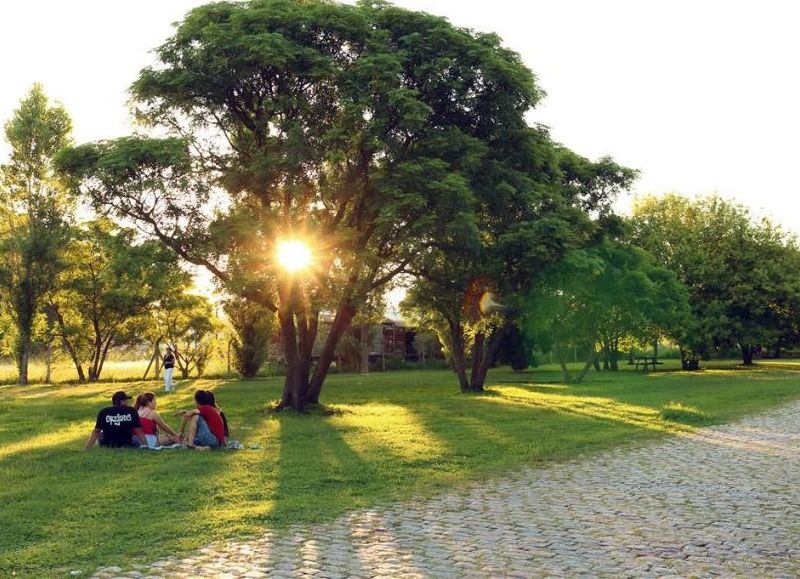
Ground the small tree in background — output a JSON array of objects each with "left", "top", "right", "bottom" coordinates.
[
  {"left": 631, "top": 194, "right": 800, "bottom": 366},
  {"left": 155, "top": 293, "right": 219, "bottom": 379},
  {"left": 224, "top": 298, "right": 273, "bottom": 378},
  {"left": 523, "top": 237, "right": 689, "bottom": 382},
  {"left": 496, "top": 324, "right": 533, "bottom": 372},
  {"left": 412, "top": 330, "right": 441, "bottom": 368},
  {"left": 46, "top": 218, "right": 189, "bottom": 382}
]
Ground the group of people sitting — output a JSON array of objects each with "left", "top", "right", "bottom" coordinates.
[{"left": 85, "top": 389, "right": 229, "bottom": 451}]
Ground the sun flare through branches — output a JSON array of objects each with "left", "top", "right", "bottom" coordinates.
[{"left": 276, "top": 240, "right": 313, "bottom": 273}]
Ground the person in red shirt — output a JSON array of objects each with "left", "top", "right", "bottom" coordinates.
[
  {"left": 175, "top": 390, "right": 225, "bottom": 449},
  {"left": 134, "top": 392, "right": 181, "bottom": 448}
]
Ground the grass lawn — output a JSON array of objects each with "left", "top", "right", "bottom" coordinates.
[
  {"left": 1, "top": 362, "right": 799, "bottom": 576},
  {"left": 0, "top": 359, "right": 239, "bottom": 385}
]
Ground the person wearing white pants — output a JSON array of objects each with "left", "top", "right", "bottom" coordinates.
[{"left": 163, "top": 346, "right": 176, "bottom": 392}]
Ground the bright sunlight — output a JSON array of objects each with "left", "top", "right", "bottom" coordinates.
[{"left": 276, "top": 240, "right": 313, "bottom": 272}]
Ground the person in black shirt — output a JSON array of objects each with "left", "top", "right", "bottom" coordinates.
[
  {"left": 85, "top": 391, "right": 147, "bottom": 449},
  {"left": 163, "top": 346, "right": 176, "bottom": 392}
]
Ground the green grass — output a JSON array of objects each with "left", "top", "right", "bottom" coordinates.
[
  {"left": 1, "top": 362, "right": 799, "bottom": 577},
  {"left": 0, "top": 358, "right": 238, "bottom": 385}
]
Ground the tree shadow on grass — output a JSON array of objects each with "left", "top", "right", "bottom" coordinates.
[
  {"left": 265, "top": 405, "right": 440, "bottom": 527},
  {"left": 7, "top": 369, "right": 795, "bottom": 576},
  {"left": 0, "top": 443, "right": 220, "bottom": 576}
]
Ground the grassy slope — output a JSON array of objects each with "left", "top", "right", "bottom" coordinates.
[{"left": 1, "top": 363, "right": 798, "bottom": 576}]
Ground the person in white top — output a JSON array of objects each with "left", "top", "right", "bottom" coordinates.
[{"left": 163, "top": 346, "right": 176, "bottom": 392}]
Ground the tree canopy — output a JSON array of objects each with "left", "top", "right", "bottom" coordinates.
[
  {"left": 521, "top": 235, "right": 689, "bottom": 381},
  {"left": 57, "top": 0, "right": 619, "bottom": 407},
  {"left": 630, "top": 194, "right": 800, "bottom": 365}
]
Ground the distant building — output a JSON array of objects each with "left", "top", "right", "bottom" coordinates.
[{"left": 268, "top": 316, "right": 429, "bottom": 364}]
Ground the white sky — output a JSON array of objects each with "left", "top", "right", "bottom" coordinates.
[{"left": 2, "top": 0, "right": 799, "bottom": 232}]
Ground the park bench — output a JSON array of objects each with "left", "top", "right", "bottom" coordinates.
[{"left": 633, "top": 356, "right": 663, "bottom": 373}]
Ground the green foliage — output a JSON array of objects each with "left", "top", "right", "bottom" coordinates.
[
  {"left": 630, "top": 194, "right": 800, "bottom": 364},
  {"left": 411, "top": 330, "right": 442, "bottom": 367},
  {"left": 0, "top": 84, "right": 73, "bottom": 384},
  {"left": 57, "top": 0, "right": 598, "bottom": 406},
  {"left": 522, "top": 237, "right": 690, "bottom": 380},
  {"left": 155, "top": 293, "right": 220, "bottom": 379},
  {"left": 496, "top": 324, "right": 533, "bottom": 371},
  {"left": 224, "top": 298, "right": 274, "bottom": 378},
  {"left": 48, "top": 218, "right": 191, "bottom": 382},
  {"left": 402, "top": 116, "right": 636, "bottom": 391}
]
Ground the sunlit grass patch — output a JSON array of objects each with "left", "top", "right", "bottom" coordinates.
[
  {"left": 484, "top": 385, "right": 696, "bottom": 434},
  {"left": 659, "top": 401, "right": 713, "bottom": 425},
  {"left": 333, "top": 403, "right": 447, "bottom": 464}
]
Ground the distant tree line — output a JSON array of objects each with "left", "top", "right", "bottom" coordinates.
[{"left": 0, "top": 86, "right": 263, "bottom": 385}]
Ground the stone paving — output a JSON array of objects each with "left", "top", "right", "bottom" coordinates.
[{"left": 94, "top": 401, "right": 800, "bottom": 578}]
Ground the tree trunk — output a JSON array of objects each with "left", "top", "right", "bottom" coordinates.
[
  {"left": 468, "top": 331, "right": 486, "bottom": 391},
  {"left": 359, "top": 322, "right": 370, "bottom": 374},
  {"left": 741, "top": 344, "right": 754, "bottom": 366},
  {"left": 94, "top": 334, "right": 115, "bottom": 382},
  {"left": 305, "top": 304, "right": 355, "bottom": 405},
  {"left": 553, "top": 341, "right": 573, "bottom": 382},
  {"left": 142, "top": 340, "right": 160, "bottom": 380},
  {"left": 573, "top": 346, "right": 597, "bottom": 383},
  {"left": 448, "top": 318, "right": 470, "bottom": 392},
  {"left": 468, "top": 325, "right": 508, "bottom": 391},
  {"left": 44, "top": 342, "right": 52, "bottom": 384},
  {"left": 610, "top": 337, "right": 620, "bottom": 371},
  {"left": 17, "top": 343, "right": 30, "bottom": 386},
  {"left": 277, "top": 309, "right": 308, "bottom": 411},
  {"left": 47, "top": 304, "right": 86, "bottom": 383},
  {"left": 679, "top": 347, "right": 700, "bottom": 371},
  {"left": 88, "top": 336, "right": 103, "bottom": 383},
  {"left": 296, "top": 311, "right": 318, "bottom": 396}
]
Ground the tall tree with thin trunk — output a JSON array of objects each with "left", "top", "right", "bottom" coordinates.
[{"left": 0, "top": 84, "right": 72, "bottom": 385}]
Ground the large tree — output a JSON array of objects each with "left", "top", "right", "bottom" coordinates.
[
  {"left": 402, "top": 131, "right": 636, "bottom": 391},
  {"left": 57, "top": 0, "right": 552, "bottom": 409},
  {"left": 0, "top": 84, "right": 72, "bottom": 385}
]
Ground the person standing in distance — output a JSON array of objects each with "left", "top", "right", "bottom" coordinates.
[
  {"left": 163, "top": 346, "right": 176, "bottom": 392},
  {"left": 85, "top": 391, "right": 147, "bottom": 449}
]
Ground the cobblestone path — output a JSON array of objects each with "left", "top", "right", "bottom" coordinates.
[{"left": 95, "top": 401, "right": 800, "bottom": 578}]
